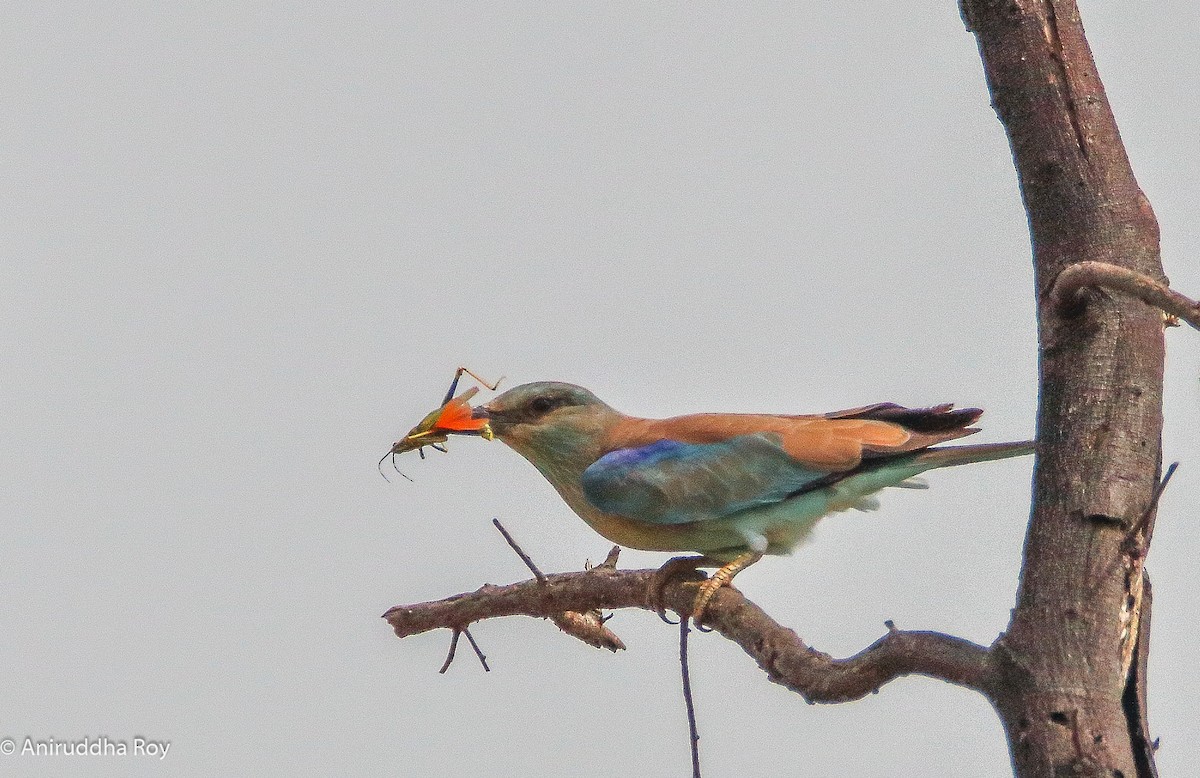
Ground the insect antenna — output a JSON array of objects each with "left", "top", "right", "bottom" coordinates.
[{"left": 377, "top": 451, "right": 413, "bottom": 482}]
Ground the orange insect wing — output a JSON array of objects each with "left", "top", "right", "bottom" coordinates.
[{"left": 433, "top": 398, "right": 487, "bottom": 431}]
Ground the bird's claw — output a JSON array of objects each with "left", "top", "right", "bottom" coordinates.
[
  {"left": 690, "top": 576, "right": 728, "bottom": 624},
  {"left": 689, "top": 550, "right": 765, "bottom": 626},
  {"left": 648, "top": 556, "right": 711, "bottom": 624}
]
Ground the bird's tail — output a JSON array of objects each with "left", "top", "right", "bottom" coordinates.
[
  {"left": 909, "top": 440, "right": 1035, "bottom": 468},
  {"left": 824, "top": 440, "right": 1034, "bottom": 513}
]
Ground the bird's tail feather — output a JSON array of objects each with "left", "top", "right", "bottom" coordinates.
[
  {"left": 824, "top": 440, "right": 1033, "bottom": 513},
  {"left": 910, "top": 440, "right": 1035, "bottom": 468}
]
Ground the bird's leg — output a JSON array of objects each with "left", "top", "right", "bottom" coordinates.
[
  {"left": 648, "top": 555, "right": 715, "bottom": 623},
  {"left": 691, "top": 550, "right": 764, "bottom": 623}
]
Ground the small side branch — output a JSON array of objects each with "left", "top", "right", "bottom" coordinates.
[
  {"left": 437, "top": 627, "right": 490, "bottom": 673},
  {"left": 490, "top": 519, "right": 625, "bottom": 651},
  {"left": 384, "top": 568, "right": 993, "bottom": 702},
  {"left": 493, "top": 518, "right": 546, "bottom": 582},
  {"left": 1049, "top": 261, "right": 1200, "bottom": 330}
]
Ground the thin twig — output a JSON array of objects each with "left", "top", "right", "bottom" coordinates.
[
  {"left": 493, "top": 518, "right": 546, "bottom": 581},
  {"left": 438, "top": 628, "right": 490, "bottom": 673},
  {"left": 463, "top": 627, "right": 490, "bottom": 672},
  {"left": 438, "top": 629, "right": 461, "bottom": 674},
  {"left": 680, "top": 617, "right": 702, "bottom": 778},
  {"left": 1126, "top": 461, "right": 1178, "bottom": 549},
  {"left": 1049, "top": 261, "right": 1200, "bottom": 330},
  {"left": 493, "top": 521, "right": 625, "bottom": 650}
]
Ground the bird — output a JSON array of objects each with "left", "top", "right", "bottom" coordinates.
[{"left": 470, "top": 382, "right": 1032, "bottom": 622}]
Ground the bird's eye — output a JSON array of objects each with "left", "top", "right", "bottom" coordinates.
[{"left": 529, "top": 396, "right": 555, "bottom": 415}]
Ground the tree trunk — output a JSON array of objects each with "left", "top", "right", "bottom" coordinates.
[{"left": 961, "top": 1, "right": 1164, "bottom": 775}]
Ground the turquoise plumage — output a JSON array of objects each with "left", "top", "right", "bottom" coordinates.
[{"left": 582, "top": 436, "right": 828, "bottom": 526}]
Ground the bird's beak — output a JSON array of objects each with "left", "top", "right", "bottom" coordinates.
[{"left": 472, "top": 403, "right": 507, "bottom": 439}]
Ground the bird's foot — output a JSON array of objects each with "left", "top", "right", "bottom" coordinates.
[
  {"left": 648, "top": 556, "right": 712, "bottom": 624},
  {"left": 690, "top": 551, "right": 764, "bottom": 625}
]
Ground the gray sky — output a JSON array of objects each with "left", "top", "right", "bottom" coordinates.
[{"left": 3, "top": 3, "right": 1197, "bottom": 776}]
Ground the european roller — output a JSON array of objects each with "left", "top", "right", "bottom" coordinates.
[{"left": 470, "top": 382, "right": 1032, "bottom": 621}]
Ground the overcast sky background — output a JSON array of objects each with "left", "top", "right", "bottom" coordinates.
[{"left": 3, "top": 3, "right": 1197, "bottom": 776}]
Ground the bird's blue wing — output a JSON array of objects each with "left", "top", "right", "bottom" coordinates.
[{"left": 580, "top": 434, "right": 829, "bottom": 525}]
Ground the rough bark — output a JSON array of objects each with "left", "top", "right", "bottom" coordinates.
[{"left": 961, "top": 0, "right": 1164, "bottom": 775}]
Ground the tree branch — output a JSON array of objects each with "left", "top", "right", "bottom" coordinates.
[
  {"left": 384, "top": 566, "right": 994, "bottom": 703},
  {"left": 1049, "top": 261, "right": 1200, "bottom": 331}
]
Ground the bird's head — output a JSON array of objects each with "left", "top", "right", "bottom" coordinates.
[{"left": 472, "top": 381, "right": 620, "bottom": 470}]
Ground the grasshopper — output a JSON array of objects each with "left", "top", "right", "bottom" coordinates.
[{"left": 379, "top": 367, "right": 503, "bottom": 481}]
